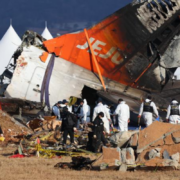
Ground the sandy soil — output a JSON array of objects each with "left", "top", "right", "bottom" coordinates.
[{"left": 0, "top": 146, "right": 179, "bottom": 180}]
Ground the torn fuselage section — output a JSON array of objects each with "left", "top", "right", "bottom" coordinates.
[
  {"left": 126, "top": 0, "right": 180, "bottom": 37},
  {"left": 106, "top": 1, "right": 180, "bottom": 91},
  {"left": 124, "top": 0, "right": 180, "bottom": 91},
  {"left": 42, "top": 1, "right": 180, "bottom": 93},
  {"left": 2, "top": 1, "right": 180, "bottom": 115},
  {"left": 136, "top": 0, "right": 180, "bottom": 34},
  {"left": 0, "top": 31, "right": 47, "bottom": 96},
  {"left": 160, "top": 34, "right": 180, "bottom": 68},
  {"left": 0, "top": 31, "right": 51, "bottom": 116}
]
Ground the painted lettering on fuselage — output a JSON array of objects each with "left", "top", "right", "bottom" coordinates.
[{"left": 76, "top": 38, "right": 123, "bottom": 65}]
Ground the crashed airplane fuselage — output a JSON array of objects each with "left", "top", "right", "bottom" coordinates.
[{"left": 2, "top": 0, "right": 180, "bottom": 115}]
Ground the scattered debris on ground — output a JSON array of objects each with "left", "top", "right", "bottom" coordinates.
[
  {"left": 0, "top": 110, "right": 31, "bottom": 145},
  {"left": 1, "top": 110, "right": 180, "bottom": 173}
]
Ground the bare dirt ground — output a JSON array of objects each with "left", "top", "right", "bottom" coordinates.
[{"left": 0, "top": 146, "right": 179, "bottom": 180}]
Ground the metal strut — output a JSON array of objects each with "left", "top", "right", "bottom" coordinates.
[
  {"left": 84, "top": 28, "right": 106, "bottom": 91},
  {"left": 131, "top": 44, "right": 161, "bottom": 87},
  {"left": 40, "top": 54, "right": 55, "bottom": 109},
  {"left": 131, "top": 63, "right": 153, "bottom": 87}
]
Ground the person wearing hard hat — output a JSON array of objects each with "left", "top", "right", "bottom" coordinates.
[
  {"left": 166, "top": 99, "right": 180, "bottom": 124},
  {"left": 138, "top": 95, "right": 158, "bottom": 127},
  {"left": 113, "top": 99, "right": 130, "bottom": 131}
]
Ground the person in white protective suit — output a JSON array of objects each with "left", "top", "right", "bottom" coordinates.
[
  {"left": 113, "top": 99, "right": 130, "bottom": 131},
  {"left": 166, "top": 99, "right": 180, "bottom": 124},
  {"left": 79, "top": 99, "right": 91, "bottom": 124},
  {"left": 93, "top": 98, "right": 111, "bottom": 134},
  {"left": 138, "top": 95, "right": 158, "bottom": 127},
  {"left": 104, "top": 104, "right": 113, "bottom": 133}
]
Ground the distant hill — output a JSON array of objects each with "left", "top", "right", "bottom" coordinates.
[{"left": 0, "top": 0, "right": 131, "bottom": 38}]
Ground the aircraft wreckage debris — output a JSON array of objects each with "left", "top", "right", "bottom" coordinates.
[{"left": 0, "top": 110, "right": 180, "bottom": 171}]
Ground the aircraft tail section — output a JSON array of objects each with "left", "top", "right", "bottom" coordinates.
[{"left": 43, "top": 1, "right": 180, "bottom": 92}]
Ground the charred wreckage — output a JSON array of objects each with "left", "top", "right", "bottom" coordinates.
[{"left": 0, "top": 0, "right": 180, "bottom": 123}]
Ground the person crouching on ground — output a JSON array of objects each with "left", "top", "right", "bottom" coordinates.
[
  {"left": 61, "top": 107, "right": 77, "bottom": 147},
  {"left": 92, "top": 112, "right": 109, "bottom": 153}
]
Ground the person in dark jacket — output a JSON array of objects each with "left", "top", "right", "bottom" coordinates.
[
  {"left": 61, "top": 107, "right": 77, "bottom": 145},
  {"left": 92, "top": 112, "right": 108, "bottom": 153}
]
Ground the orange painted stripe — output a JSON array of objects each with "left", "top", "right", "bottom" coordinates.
[{"left": 84, "top": 28, "right": 106, "bottom": 91}]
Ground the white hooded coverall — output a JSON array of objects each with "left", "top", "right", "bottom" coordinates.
[
  {"left": 79, "top": 99, "right": 91, "bottom": 124},
  {"left": 114, "top": 101, "right": 130, "bottom": 131},
  {"left": 104, "top": 105, "right": 112, "bottom": 133},
  {"left": 93, "top": 102, "right": 111, "bottom": 133},
  {"left": 139, "top": 99, "right": 158, "bottom": 127},
  {"left": 166, "top": 100, "right": 180, "bottom": 124}
]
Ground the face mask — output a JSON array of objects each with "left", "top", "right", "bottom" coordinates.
[{"left": 60, "top": 104, "right": 66, "bottom": 107}]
